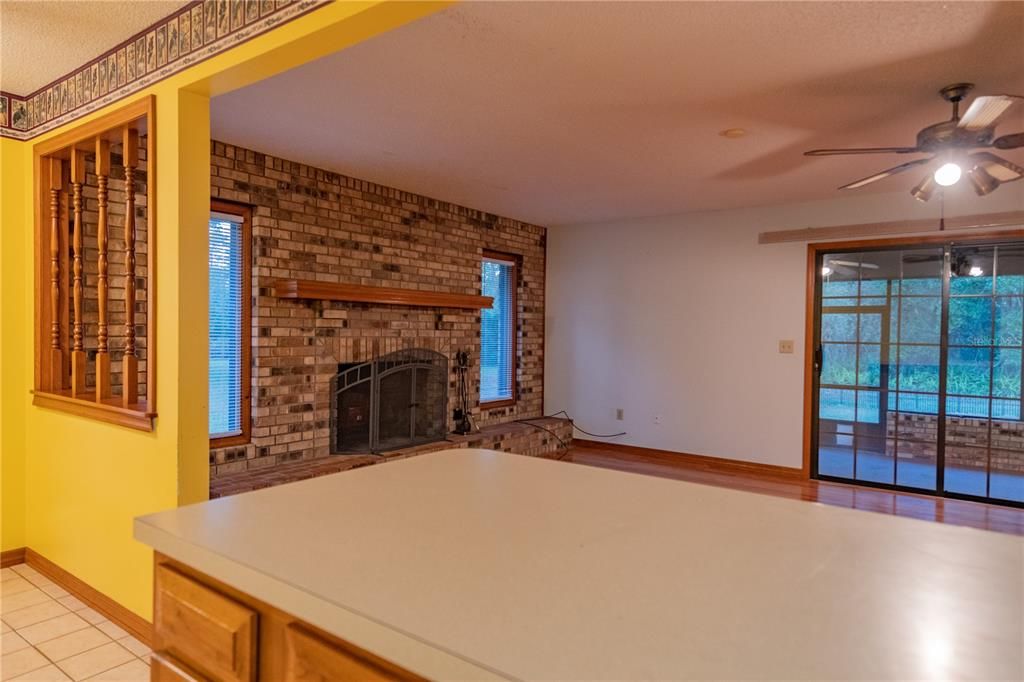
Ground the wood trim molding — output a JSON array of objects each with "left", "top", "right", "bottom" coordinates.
[
  {"left": 24, "top": 548, "right": 153, "bottom": 646},
  {"left": 1, "top": 547, "right": 27, "bottom": 568},
  {"left": 572, "top": 439, "right": 806, "bottom": 480},
  {"left": 273, "top": 279, "right": 494, "bottom": 310},
  {"left": 32, "top": 391, "right": 155, "bottom": 431},
  {"left": 802, "top": 244, "right": 817, "bottom": 477},
  {"left": 759, "top": 210, "right": 1024, "bottom": 245}
]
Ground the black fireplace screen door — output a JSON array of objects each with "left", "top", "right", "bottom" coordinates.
[{"left": 331, "top": 348, "right": 448, "bottom": 454}]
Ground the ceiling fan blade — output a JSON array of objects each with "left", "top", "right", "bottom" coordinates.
[
  {"left": 828, "top": 259, "right": 880, "bottom": 270},
  {"left": 971, "top": 151, "right": 1024, "bottom": 182},
  {"left": 839, "top": 157, "right": 932, "bottom": 190},
  {"left": 957, "top": 95, "right": 1017, "bottom": 130},
  {"left": 805, "top": 147, "right": 920, "bottom": 156},
  {"left": 993, "top": 132, "right": 1024, "bottom": 150}
]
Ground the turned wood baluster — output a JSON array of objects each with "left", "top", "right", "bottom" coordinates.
[
  {"left": 122, "top": 128, "right": 139, "bottom": 406},
  {"left": 95, "top": 138, "right": 112, "bottom": 400},
  {"left": 70, "top": 148, "right": 87, "bottom": 397},
  {"left": 47, "top": 158, "right": 65, "bottom": 391}
]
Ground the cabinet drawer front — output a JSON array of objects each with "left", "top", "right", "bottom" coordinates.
[
  {"left": 151, "top": 652, "right": 209, "bottom": 682},
  {"left": 284, "top": 623, "right": 415, "bottom": 682},
  {"left": 155, "top": 565, "right": 257, "bottom": 682}
]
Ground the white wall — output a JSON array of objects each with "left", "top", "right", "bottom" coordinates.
[{"left": 545, "top": 184, "right": 1024, "bottom": 469}]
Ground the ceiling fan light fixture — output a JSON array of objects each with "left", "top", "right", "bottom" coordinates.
[
  {"left": 934, "top": 162, "right": 962, "bottom": 187},
  {"left": 911, "top": 175, "right": 936, "bottom": 202},
  {"left": 967, "top": 165, "right": 1000, "bottom": 196}
]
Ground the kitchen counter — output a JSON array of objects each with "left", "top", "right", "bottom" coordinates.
[{"left": 135, "top": 448, "right": 1024, "bottom": 680}]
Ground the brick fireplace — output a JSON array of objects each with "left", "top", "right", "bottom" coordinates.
[{"left": 209, "top": 141, "right": 554, "bottom": 482}]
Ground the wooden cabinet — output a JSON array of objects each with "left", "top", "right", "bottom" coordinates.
[
  {"left": 150, "top": 652, "right": 208, "bottom": 681},
  {"left": 152, "top": 554, "right": 421, "bottom": 682},
  {"left": 155, "top": 566, "right": 257, "bottom": 682},
  {"left": 284, "top": 623, "right": 410, "bottom": 682}
]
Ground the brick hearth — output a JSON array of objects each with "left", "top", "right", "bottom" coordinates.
[{"left": 210, "top": 418, "right": 573, "bottom": 498}]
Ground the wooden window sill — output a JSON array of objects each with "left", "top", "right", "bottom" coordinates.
[
  {"left": 481, "top": 399, "right": 516, "bottom": 410},
  {"left": 32, "top": 391, "right": 155, "bottom": 431},
  {"left": 210, "top": 433, "right": 250, "bottom": 449}
]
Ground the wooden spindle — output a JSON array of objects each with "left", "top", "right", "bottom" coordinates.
[
  {"left": 47, "top": 158, "right": 65, "bottom": 392},
  {"left": 70, "top": 148, "right": 87, "bottom": 397},
  {"left": 122, "top": 128, "right": 139, "bottom": 406},
  {"left": 95, "top": 138, "right": 112, "bottom": 400}
]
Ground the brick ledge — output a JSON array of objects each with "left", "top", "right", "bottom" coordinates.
[{"left": 210, "top": 418, "right": 572, "bottom": 498}]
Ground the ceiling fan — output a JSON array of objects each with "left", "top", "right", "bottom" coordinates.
[{"left": 805, "top": 83, "right": 1024, "bottom": 201}]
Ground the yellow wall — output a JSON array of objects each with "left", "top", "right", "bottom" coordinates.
[
  {"left": 1, "top": 137, "right": 29, "bottom": 553},
  {"left": 0, "top": 1, "right": 448, "bottom": 618}
]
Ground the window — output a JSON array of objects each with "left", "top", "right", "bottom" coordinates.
[
  {"left": 480, "top": 251, "right": 517, "bottom": 406},
  {"left": 31, "top": 97, "right": 157, "bottom": 430},
  {"left": 209, "top": 201, "right": 251, "bottom": 445}
]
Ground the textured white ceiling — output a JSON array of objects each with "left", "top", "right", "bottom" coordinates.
[
  {"left": 216, "top": 1, "right": 1015, "bottom": 225},
  {"left": 0, "top": 0, "right": 188, "bottom": 94}
]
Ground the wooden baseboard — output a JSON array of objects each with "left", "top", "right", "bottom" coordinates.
[
  {"left": 24, "top": 548, "right": 153, "bottom": 646},
  {"left": 1, "top": 547, "right": 27, "bottom": 568},
  {"left": 571, "top": 439, "right": 806, "bottom": 480}
]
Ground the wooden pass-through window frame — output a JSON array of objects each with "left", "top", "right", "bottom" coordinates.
[{"left": 32, "top": 96, "right": 157, "bottom": 431}]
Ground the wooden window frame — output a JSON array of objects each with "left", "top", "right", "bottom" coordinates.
[
  {"left": 31, "top": 96, "right": 156, "bottom": 431},
  {"left": 209, "top": 199, "right": 253, "bottom": 449},
  {"left": 480, "top": 249, "right": 519, "bottom": 410}
]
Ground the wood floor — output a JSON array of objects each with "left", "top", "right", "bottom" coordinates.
[{"left": 564, "top": 444, "right": 1024, "bottom": 536}]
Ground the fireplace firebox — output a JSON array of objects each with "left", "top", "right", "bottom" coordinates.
[{"left": 330, "top": 348, "right": 448, "bottom": 454}]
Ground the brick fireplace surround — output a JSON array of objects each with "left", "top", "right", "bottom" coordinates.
[{"left": 209, "top": 141, "right": 567, "bottom": 492}]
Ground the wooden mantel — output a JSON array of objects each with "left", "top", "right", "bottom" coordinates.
[{"left": 273, "top": 279, "right": 493, "bottom": 310}]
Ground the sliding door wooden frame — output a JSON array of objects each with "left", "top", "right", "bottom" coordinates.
[{"left": 802, "top": 228, "right": 1024, "bottom": 481}]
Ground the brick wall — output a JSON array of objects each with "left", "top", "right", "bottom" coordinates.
[
  {"left": 209, "top": 141, "right": 547, "bottom": 479},
  {"left": 888, "top": 413, "right": 1024, "bottom": 473}
]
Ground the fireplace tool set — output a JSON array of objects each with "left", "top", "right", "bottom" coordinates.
[{"left": 453, "top": 350, "right": 475, "bottom": 435}]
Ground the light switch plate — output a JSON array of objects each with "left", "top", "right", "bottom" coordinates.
[{"left": 779, "top": 339, "right": 795, "bottom": 354}]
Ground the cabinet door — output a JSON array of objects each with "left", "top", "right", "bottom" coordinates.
[
  {"left": 283, "top": 623, "right": 417, "bottom": 682},
  {"left": 155, "top": 565, "right": 258, "bottom": 682},
  {"left": 151, "top": 652, "right": 209, "bottom": 682}
]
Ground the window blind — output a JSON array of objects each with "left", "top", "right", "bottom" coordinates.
[
  {"left": 209, "top": 214, "right": 244, "bottom": 437},
  {"left": 481, "top": 255, "right": 515, "bottom": 403}
]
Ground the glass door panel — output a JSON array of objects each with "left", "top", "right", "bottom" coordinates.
[
  {"left": 888, "top": 248, "right": 943, "bottom": 490},
  {"left": 944, "top": 245, "right": 1024, "bottom": 503},
  {"left": 818, "top": 251, "right": 894, "bottom": 485},
  {"left": 815, "top": 241, "right": 1024, "bottom": 506},
  {"left": 816, "top": 246, "right": 943, "bottom": 493}
]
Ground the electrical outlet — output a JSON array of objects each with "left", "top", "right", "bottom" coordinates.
[
  {"left": 779, "top": 339, "right": 795, "bottom": 354},
  {"left": 654, "top": 414, "right": 663, "bottom": 425},
  {"left": 616, "top": 408, "right": 624, "bottom": 421}
]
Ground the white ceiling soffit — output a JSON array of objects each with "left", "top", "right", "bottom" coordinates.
[
  {"left": 211, "top": 1, "right": 1024, "bottom": 226},
  {"left": 0, "top": 0, "right": 189, "bottom": 94}
]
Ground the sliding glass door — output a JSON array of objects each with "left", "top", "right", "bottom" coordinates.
[{"left": 813, "top": 240, "right": 1024, "bottom": 506}]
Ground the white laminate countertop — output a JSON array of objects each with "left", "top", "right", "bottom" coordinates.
[{"left": 135, "top": 449, "right": 1024, "bottom": 681}]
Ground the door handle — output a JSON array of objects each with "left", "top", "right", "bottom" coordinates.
[{"left": 814, "top": 345, "right": 823, "bottom": 374}]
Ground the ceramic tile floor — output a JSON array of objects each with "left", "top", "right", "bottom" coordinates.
[{"left": 0, "top": 564, "right": 150, "bottom": 681}]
